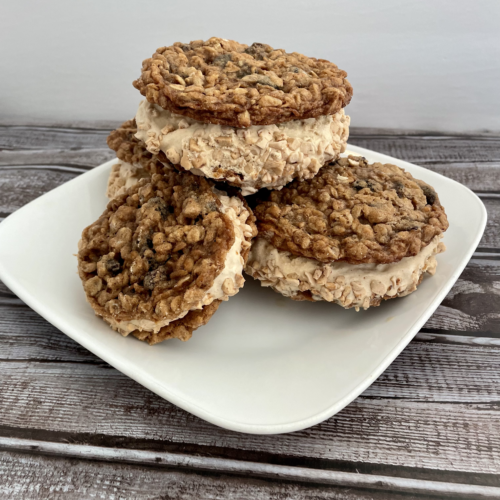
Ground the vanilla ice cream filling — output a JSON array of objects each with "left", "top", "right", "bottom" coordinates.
[
  {"left": 135, "top": 100, "right": 350, "bottom": 195},
  {"left": 106, "top": 160, "right": 150, "bottom": 199},
  {"left": 107, "top": 192, "right": 253, "bottom": 336},
  {"left": 246, "top": 236, "right": 445, "bottom": 311}
]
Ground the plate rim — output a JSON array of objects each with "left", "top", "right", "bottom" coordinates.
[{"left": 0, "top": 145, "right": 488, "bottom": 434}]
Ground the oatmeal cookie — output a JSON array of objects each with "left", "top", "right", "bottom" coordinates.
[
  {"left": 133, "top": 37, "right": 352, "bottom": 128},
  {"left": 254, "top": 156, "right": 449, "bottom": 265},
  {"left": 107, "top": 119, "right": 169, "bottom": 175},
  {"left": 78, "top": 171, "right": 257, "bottom": 345}
]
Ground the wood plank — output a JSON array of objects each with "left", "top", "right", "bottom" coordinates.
[
  {"left": 0, "top": 149, "right": 115, "bottom": 168},
  {"left": 1, "top": 125, "right": 499, "bottom": 161},
  {"left": 0, "top": 169, "right": 78, "bottom": 214},
  {"left": 0, "top": 449, "right": 444, "bottom": 500},
  {"left": 3, "top": 150, "right": 499, "bottom": 192},
  {"left": 415, "top": 332, "right": 500, "bottom": 347},
  {"left": 425, "top": 258, "right": 500, "bottom": 334},
  {"left": 481, "top": 199, "right": 500, "bottom": 249},
  {"left": 0, "top": 307, "right": 96, "bottom": 362},
  {"left": 363, "top": 340, "right": 500, "bottom": 401},
  {"left": 0, "top": 280, "right": 15, "bottom": 299},
  {"left": 349, "top": 128, "right": 500, "bottom": 138},
  {"left": 0, "top": 124, "right": 499, "bottom": 166},
  {"left": 0, "top": 119, "right": 121, "bottom": 129},
  {"left": 418, "top": 162, "right": 500, "bottom": 192},
  {"left": 1, "top": 347, "right": 500, "bottom": 474},
  {"left": 0, "top": 126, "right": 111, "bottom": 151},
  {"left": 2, "top": 289, "right": 500, "bottom": 399},
  {"left": 2, "top": 439, "right": 499, "bottom": 499},
  {"left": 348, "top": 135, "right": 500, "bottom": 164}
]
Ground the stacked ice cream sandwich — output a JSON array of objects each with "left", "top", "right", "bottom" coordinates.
[{"left": 77, "top": 37, "right": 448, "bottom": 345}]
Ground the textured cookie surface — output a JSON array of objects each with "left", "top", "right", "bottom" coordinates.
[
  {"left": 78, "top": 170, "right": 256, "bottom": 344},
  {"left": 133, "top": 299, "right": 221, "bottom": 345},
  {"left": 254, "top": 156, "right": 449, "bottom": 265},
  {"left": 133, "top": 37, "right": 352, "bottom": 128},
  {"left": 107, "top": 119, "right": 168, "bottom": 175}
]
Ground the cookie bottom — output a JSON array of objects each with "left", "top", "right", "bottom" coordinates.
[
  {"left": 246, "top": 236, "right": 446, "bottom": 311},
  {"left": 119, "top": 300, "right": 222, "bottom": 345}
]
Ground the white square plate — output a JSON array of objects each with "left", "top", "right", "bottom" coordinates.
[{"left": 0, "top": 145, "right": 487, "bottom": 434}]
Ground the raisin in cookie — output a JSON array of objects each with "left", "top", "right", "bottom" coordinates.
[
  {"left": 78, "top": 170, "right": 257, "bottom": 345},
  {"left": 133, "top": 37, "right": 352, "bottom": 128},
  {"left": 245, "top": 156, "right": 448, "bottom": 310}
]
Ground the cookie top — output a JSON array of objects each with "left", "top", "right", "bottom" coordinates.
[
  {"left": 253, "top": 156, "right": 449, "bottom": 265},
  {"left": 133, "top": 37, "right": 352, "bottom": 128},
  {"left": 78, "top": 170, "right": 256, "bottom": 329}
]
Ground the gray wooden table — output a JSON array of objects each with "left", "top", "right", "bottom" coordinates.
[{"left": 1, "top": 123, "right": 499, "bottom": 499}]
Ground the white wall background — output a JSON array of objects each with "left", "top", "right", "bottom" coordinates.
[{"left": 1, "top": 0, "right": 499, "bottom": 133}]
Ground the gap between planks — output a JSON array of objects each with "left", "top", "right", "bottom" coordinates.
[{"left": 0, "top": 436, "right": 499, "bottom": 499}]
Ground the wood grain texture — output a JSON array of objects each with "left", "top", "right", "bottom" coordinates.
[
  {"left": 0, "top": 280, "right": 16, "bottom": 299},
  {"left": 418, "top": 162, "right": 500, "bottom": 192},
  {"left": 2, "top": 125, "right": 499, "bottom": 161},
  {"left": 2, "top": 438, "right": 499, "bottom": 499},
  {"left": 0, "top": 449, "right": 443, "bottom": 500},
  {"left": 1, "top": 339, "right": 500, "bottom": 475},
  {"left": 2, "top": 156, "right": 500, "bottom": 197},
  {"left": 3, "top": 151, "right": 499, "bottom": 192},
  {"left": 0, "top": 126, "right": 110, "bottom": 151},
  {"left": 0, "top": 169, "right": 77, "bottom": 214},
  {"left": 480, "top": 199, "right": 500, "bottom": 249},
  {"left": 0, "top": 148, "right": 115, "bottom": 168},
  {"left": 348, "top": 135, "right": 500, "bottom": 164},
  {"left": 349, "top": 134, "right": 500, "bottom": 192},
  {"left": 424, "top": 259, "right": 500, "bottom": 334},
  {"left": 0, "top": 307, "right": 96, "bottom": 362}
]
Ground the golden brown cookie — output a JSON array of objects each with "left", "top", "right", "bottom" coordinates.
[
  {"left": 107, "top": 119, "right": 168, "bottom": 175},
  {"left": 78, "top": 170, "right": 257, "bottom": 344},
  {"left": 133, "top": 37, "right": 352, "bottom": 128}
]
